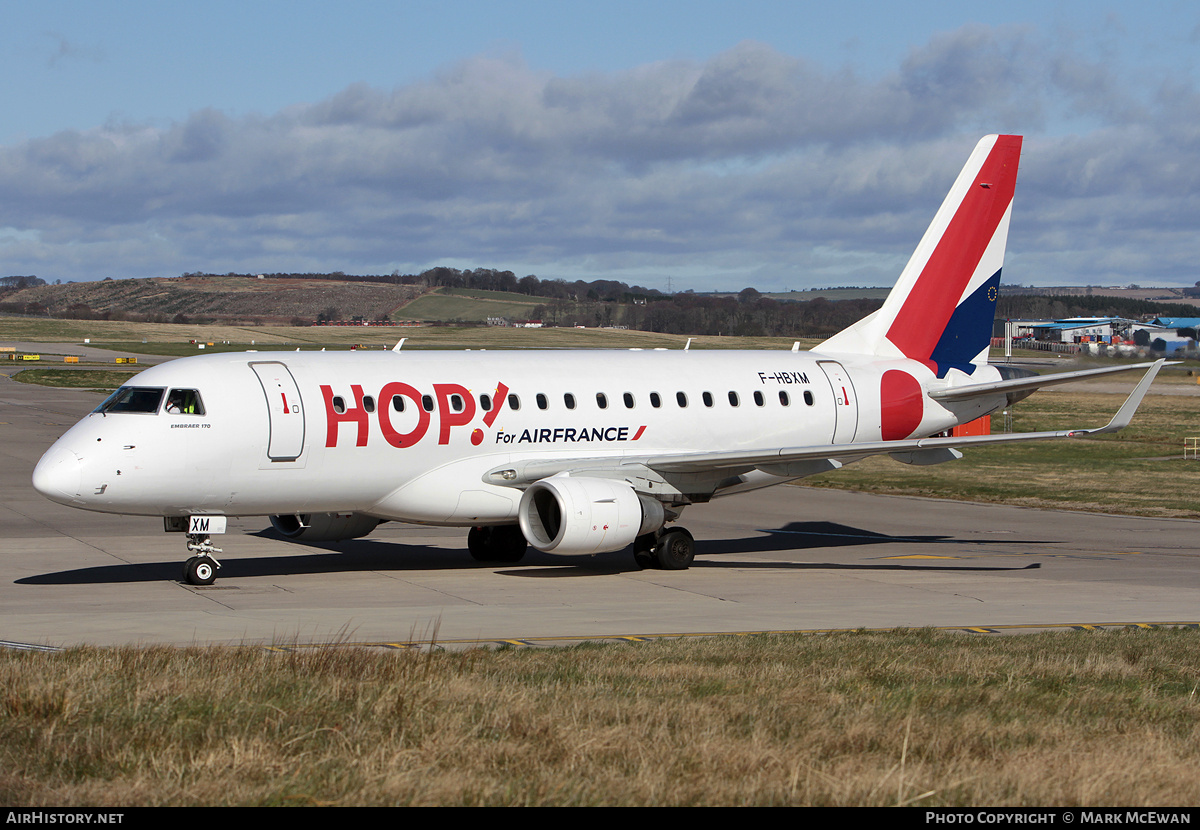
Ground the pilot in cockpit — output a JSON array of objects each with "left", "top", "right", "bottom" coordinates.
[{"left": 165, "top": 389, "right": 204, "bottom": 415}]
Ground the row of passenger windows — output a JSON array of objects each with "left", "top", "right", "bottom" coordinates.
[{"left": 333, "top": 388, "right": 817, "bottom": 414}]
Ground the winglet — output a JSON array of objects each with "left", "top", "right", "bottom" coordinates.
[
  {"left": 392, "top": 338, "right": 407, "bottom": 352},
  {"left": 1072, "top": 359, "right": 1164, "bottom": 436}
]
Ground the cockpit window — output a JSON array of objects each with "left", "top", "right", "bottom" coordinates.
[
  {"left": 95, "top": 386, "right": 165, "bottom": 414},
  {"left": 165, "top": 389, "right": 206, "bottom": 416}
]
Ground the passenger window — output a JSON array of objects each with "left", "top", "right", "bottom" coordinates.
[
  {"left": 728, "top": 391, "right": 739, "bottom": 407},
  {"left": 702, "top": 392, "right": 713, "bottom": 407},
  {"left": 480, "top": 394, "right": 492, "bottom": 411},
  {"left": 165, "top": 388, "right": 206, "bottom": 416},
  {"left": 676, "top": 392, "right": 688, "bottom": 408},
  {"left": 95, "top": 386, "right": 165, "bottom": 415},
  {"left": 450, "top": 395, "right": 464, "bottom": 413},
  {"left": 537, "top": 393, "right": 548, "bottom": 410},
  {"left": 779, "top": 391, "right": 790, "bottom": 406},
  {"left": 564, "top": 393, "right": 576, "bottom": 410},
  {"left": 508, "top": 394, "right": 521, "bottom": 410},
  {"left": 623, "top": 392, "right": 635, "bottom": 409},
  {"left": 596, "top": 393, "right": 608, "bottom": 409},
  {"left": 422, "top": 395, "right": 434, "bottom": 412},
  {"left": 650, "top": 392, "right": 661, "bottom": 408},
  {"left": 362, "top": 395, "right": 376, "bottom": 413},
  {"left": 754, "top": 391, "right": 765, "bottom": 407},
  {"left": 332, "top": 396, "right": 346, "bottom": 414},
  {"left": 804, "top": 391, "right": 815, "bottom": 406},
  {"left": 392, "top": 395, "right": 406, "bottom": 412}
]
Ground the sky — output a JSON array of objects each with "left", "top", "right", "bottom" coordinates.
[{"left": 3, "top": 1, "right": 1200, "bottom": 292}]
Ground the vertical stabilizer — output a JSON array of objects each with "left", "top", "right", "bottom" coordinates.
[{"left": 817, "top": 135, "right": 1022, "bottom": 376}]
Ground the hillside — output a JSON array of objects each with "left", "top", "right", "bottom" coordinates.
[
  {"left": 0, "top": 276, "right": 426, "bottom": 325},
  {"left": 6, "top": 274, "right": 1200, "bottom": 336},
  {"left": 398, "top": 288, "right": 544, "bottom": 321}
]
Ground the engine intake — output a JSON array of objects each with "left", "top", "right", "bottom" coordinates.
[{"left": 518, "top": 475, "right": 664, "bottom": 555}]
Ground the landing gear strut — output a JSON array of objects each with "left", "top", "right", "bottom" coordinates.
[
  {"left": 468, "top": 525, "right": 528, "bottom": 563},
  {"left": 633, "top": 527, "right": 695, "bottom": 570},
  {"left": 183, "top": 533, "right": 222, "bottom": 585}
]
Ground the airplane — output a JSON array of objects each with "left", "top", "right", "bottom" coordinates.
[{"left": 32, "top": 134, "right": 1167, "bottom": 586}]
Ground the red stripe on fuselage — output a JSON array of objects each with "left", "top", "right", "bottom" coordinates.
[
  {"left": 886, "top": 135, "right": 1021, "bottom": 362},
  {"left": 483, "top": 382, "right": 508, "bottom": 428}
]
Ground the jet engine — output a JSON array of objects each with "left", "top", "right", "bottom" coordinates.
[
  {"left": 518, "top": 475, "right": 664, "bottom": 556},
  {"left": 269, "top": 512, "right": 381, "bottom": 542}
]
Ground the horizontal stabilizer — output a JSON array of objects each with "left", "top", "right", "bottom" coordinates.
[{"left": 929, "top": 361, "right": 1170, "bottom": 402}]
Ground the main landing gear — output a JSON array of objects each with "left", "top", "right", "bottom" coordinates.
[
  {"left": 467, "top": 524, "right": 695, "bottom": 570},
  {"left": 182, "top": 533, "right": 222, "bottom": 586},
  {"left": 468, "top": 525, "right": 528, "bottom": 563},
  {"left": 633, "top": 527, "right": 695, "bottom": 570}
]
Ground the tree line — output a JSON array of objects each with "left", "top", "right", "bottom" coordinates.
[{"left": 5, "top": 267, "right": 1200, "bottom": 336}]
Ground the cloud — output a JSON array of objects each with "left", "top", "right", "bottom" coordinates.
[{"left": 3, "top": 26, "right": 1200, "bottom": 288}]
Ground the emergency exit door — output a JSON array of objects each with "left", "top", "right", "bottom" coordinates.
[{"left": 250, "top": 362, "right": 306, "bottom": 461}]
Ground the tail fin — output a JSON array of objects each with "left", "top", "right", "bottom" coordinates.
[{"left": 817, "top": 134, "right": 1022, "bottom": 376}]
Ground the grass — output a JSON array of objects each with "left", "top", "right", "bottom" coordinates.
[
  {"left": 0, "top": 315, "right": 821, "bottom": 351},
  {"left": 84, "top": 340, "right": 370, "bottom": 357},
  {"left": 395, "top": 293, "right": 543, "bottom": 321},
  {"left": 805, "top": 389, "right": 1200, "bottom": 518},
  {"left": 2, "top": 628, "right": 1199, "bottom": 806},
  {"left": 11, "top": 368, "right": 138, "bottom": 392},
  {"left": 394, "top": 287, "right": 546, "bottom": 322}
]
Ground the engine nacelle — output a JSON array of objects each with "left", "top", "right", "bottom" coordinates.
[
  {"left": 269, "top": 512, "right": 381, "bottom": 542},
  {"left": 518, "top": 475, "right": 664, "bottom": 556}
]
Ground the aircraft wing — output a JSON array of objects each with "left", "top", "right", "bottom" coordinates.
[{"left": 485, "top": 359, "right": 1164, "bottom": 488}]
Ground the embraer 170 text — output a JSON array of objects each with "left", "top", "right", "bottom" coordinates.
[{"left": 33, "top": 135, "right": 1165, "bottom": 585}]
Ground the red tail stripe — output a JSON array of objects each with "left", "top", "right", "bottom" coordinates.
[{"left": 886, "top": 135, "right": 1021, "bottom": 361}]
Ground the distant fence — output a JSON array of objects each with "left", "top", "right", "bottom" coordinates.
[
  {"left": 990, "top": 338, "right": 1081, "bottom": 354},
  {"left": 311, "top": 320, "right": 422, "bottom": 327}
]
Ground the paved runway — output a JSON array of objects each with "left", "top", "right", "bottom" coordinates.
[{"left": 3, "top": 361, "right": 1199, "bottom": 649}]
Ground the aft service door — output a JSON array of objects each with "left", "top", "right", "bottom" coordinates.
[
  {"left": 251, "top": 362, "right": 305, "bottom": 461},
  {"left": 817, "top": 360, "right": 858, "bottom": 444}
]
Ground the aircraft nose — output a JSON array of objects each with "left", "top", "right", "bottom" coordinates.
[{"left": 32, "top": 445, "right": 83, "bottom": 504}]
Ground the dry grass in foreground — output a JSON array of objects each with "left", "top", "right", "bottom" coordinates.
[{"left": 3, "top": 629, "right": 1199, "bottom": 806}]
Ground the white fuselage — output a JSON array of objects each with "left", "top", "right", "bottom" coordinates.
[{"left": 32, "top": 348, "right": 1005, "bottom": 524}]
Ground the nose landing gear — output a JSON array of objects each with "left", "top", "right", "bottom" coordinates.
[{"left": 183, "top": 534, "right": 222, "bottom": 586}]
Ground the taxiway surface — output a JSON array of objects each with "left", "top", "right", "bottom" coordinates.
[{"left": 3, "top": 362, "right": 1198, "bottom": 649}]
